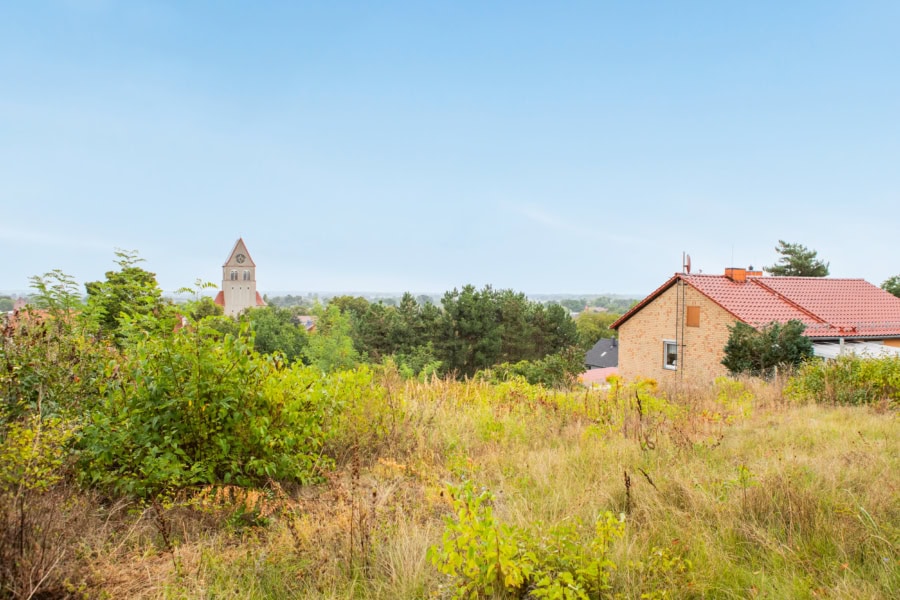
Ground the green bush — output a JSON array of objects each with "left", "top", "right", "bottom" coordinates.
[
  {"left": 786, "top": 354, "right": 900, "bottom": 405},
  {"left": 428, "top": 482, "right": 692, "bottom": 599},
  {"left": 77, "top": 317, "right": 339, "bottom": 497},
  {"left": 722, "top": 320, "right": 813, "bottom": 378},
  {"left": 1, "top": 310, "right": 112, "bottom": 427},
  {"left": 478, "top": 348, "right": 584, "bottom": 389}
]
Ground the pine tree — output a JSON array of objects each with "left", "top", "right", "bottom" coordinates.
[{"left": 764, "top": 240, "right": 829, "bottom": 277}]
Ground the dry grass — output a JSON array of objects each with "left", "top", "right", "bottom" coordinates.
[{"left": 12, "top": 376, "right": 896, "bottom": 599}]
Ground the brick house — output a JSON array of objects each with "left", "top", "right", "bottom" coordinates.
[{"left": 610, "top": 267, "right": 900, "bottom": 382}]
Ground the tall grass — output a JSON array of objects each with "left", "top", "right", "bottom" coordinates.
[{"left": 8, "top": 372, "right": 898, "bottom": 599}]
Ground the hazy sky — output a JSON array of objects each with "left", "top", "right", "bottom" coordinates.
[{"left": 2, "top": 1, "right": 898, "bottom": 296}]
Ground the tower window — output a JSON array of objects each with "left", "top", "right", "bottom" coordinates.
[
  {"left": 230, "top": 270, "right": 238, "bottom": 281},
  {"left": 243, "top": 270, "right": 250, "bottom": 281}
]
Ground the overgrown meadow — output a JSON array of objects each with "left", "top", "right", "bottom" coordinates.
[{"left": 1, "top": 269, "right": 898, "bottom": 599}]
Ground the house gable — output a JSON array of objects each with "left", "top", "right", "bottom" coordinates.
[{"left": 616, "top": 280, "right": 737, "bottom": 382}]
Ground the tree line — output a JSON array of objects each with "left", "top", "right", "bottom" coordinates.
[{"left": 18, "top": 251, "right": 623, "bottom": 388}]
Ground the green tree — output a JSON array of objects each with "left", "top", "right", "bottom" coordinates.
[
  {"left": 437, "top": 286, "right": 577, "bottom": 377},
  {"left": 189, "top": 296, "right": 224, "bottom": 320},
  {"left": 243, "top": 306, "right": 309, "bottom": 363},
  {"left": 303, "top": 304, "right": 360, "bottom": 372},
  {"left": 84, "top": 250, "right": 167, "bottom": 340},
  {"left": 439, "top": 285, "right": 503, "bottom": 376},
  {"left": 530, "top": 302, "right": 579, "bottom": 358},
  {"left": 721, "top": 320, "right": 813, "bottom": 378},
  {"left": 764, "top": 240, "right": 830, "bottom": 277},
  {"left": 881, "top": 275, "right": 900, "bottom": 298},
  {"left": 558, "top": 298, "right": 587, "bottom": 313},
  {"left": 575, "top": 311, "right": 620, "bottom": 349},
  {"left": 0, "top": 297, "right": 13, "bottom": 312}
]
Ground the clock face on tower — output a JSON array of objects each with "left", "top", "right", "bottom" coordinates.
[{"left": 235, "top": 253, "right": 246, "bottom": 264}]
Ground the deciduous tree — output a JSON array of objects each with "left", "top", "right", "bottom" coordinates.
[
  {"left": 84, "top": 250, "right": 167, "bottom": 340},
  {"left": 575, "top": 311, "right": 620, "bottom": 349},
  {"left": 243, "top": 306, "right": 309, "bottom": 363}
]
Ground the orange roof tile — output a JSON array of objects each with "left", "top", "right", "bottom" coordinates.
[
  {"left": 755, "top": 277, "right": 900, "bottom": 337},
  {"left": 683, "top": 275, "right": 833, "bottom": 336},
  {"left": 611, "top": 273, "right": 900, "bottom": 339}
]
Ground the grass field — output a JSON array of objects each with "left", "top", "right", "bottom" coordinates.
[{"left": 59, "top": 375, "right": 897, "bottom": 599}]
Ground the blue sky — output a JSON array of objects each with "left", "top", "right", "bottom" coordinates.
[{"left": 2, "top": 1, "right": 898, "bottom": 296}]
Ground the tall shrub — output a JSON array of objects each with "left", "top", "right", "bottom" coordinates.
[
  {"left": 78, "top": 317, "right": 338, "bottom": 497},
  {"left": 722, "top": 320, "right": 813, "bottom": 378}
]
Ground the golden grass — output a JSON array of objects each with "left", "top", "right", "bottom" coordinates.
[{"left": 69, "top": 377, "right": 900, "bottom": 598}]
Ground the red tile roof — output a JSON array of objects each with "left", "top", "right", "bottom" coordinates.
[
  {"left": 212, "top": 291, "right": 266, "bottom": 309},
  {"left": 683, "top": 275, "right": 833, "bottom": 336},
  {"left": 755, "top": 277, "right": 900, "bottom": 337},
  {"left": 580, "top": 367, "right": 619, "bottom": 385},
  {"left": 611, "top": 273, "right": 900, "bottom": 339}
]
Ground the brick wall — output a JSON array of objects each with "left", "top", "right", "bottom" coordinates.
[{"left": 617, "top": 280, "right": 737, "bottom": 382}]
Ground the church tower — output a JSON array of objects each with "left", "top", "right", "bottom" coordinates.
[{"left": 216, "top": 238, "right": 266, "bottom": 317}]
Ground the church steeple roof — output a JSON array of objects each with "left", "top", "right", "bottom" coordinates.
[{"left": 222, "top": 237, "right": 256, "bottom": 268}]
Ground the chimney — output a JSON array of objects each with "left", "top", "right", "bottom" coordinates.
[
  {"left": 724, "top": 267, "right": 747, "bottom": 282},
  {"left": 725, "top": 266, "right": 763, "bottom": 282}
]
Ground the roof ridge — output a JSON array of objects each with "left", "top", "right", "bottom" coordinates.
[
  {"left": 750, "top": 278, "right": 830, "bottom": 326},
  {"left": 755, "top": 276, "right": 866, "bottom": 281}
]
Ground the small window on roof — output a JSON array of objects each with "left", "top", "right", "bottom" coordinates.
[{"left": 686, "top": 306, "right": 700, "bottom": 327}]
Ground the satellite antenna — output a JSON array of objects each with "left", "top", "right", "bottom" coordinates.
[{"left": 683, "top": 253, "right": 691, "bottom": 274}]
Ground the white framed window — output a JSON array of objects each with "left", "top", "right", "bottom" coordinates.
[
  {"left": 230, "top": 270, "right": 238, "bottom": 281},
  {"left": 243, "top": 270, "right": 250, "bottom": 281},
  {"left": 663, "top": 340, "right": 678, "bottom": 370}
]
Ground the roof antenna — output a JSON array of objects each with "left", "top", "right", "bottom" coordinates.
[
  {"left": 682, "top": 252, "right": 691, "bottom": 274},
  {"left": 731, "top": 244, "right": 734, "bottom": 268}
]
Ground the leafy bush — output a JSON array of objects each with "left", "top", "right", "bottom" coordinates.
[
  {"left": 477, "top": 348, "right": 584, "bottom": 389},
  {"left": 1, "top": 308, "right": 112, "bottom": 427},
  {"left": 78, "top": 317, "right": 339, "bottom": 497},
  {"left": 786, "top": 354, "right": 900, "bottom": 405},
  {"left": 427, "top": 482, "right": 536, "bottom": 598},
  {"left": 721, "top": 320, "right": 813, "bottom": 378},
  {"left": 428, "top": 482, "right": 691, "bottom": 599},
  {"left": 393, "top": 342, "right": 442, "bottom": 380}
]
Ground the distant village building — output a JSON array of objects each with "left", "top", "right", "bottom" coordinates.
[
  {"left": 585, "top": 338, "right": 618, "bottom": 369},
  {"left": 214, "top": 238, "right": 266, "bottom": 317}
]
